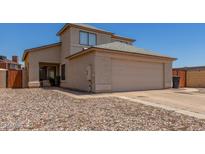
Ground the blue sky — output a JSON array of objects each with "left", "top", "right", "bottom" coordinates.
[{"left": 0, "top": 23, "right": 205, "bottom": 67}]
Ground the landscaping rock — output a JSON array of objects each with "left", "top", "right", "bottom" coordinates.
[{"left": 0, "top": 88, "right": 205, "bottom": 131}]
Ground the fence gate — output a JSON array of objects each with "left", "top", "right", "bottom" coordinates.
[
  {"left": 7, "top": 70, "right": 22, "bottom": 88},
  {"left": 172, "top": 70, "right": 186, "bottom": 88}
]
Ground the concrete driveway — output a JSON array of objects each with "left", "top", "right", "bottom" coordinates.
[
  {"left": 115, "top": 88, "right": 205, "bottom": 115},
  {"left": 52, "top": 87, "right": 205, "bottom": 118}
]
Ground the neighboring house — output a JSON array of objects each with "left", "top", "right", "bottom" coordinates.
[
  {"left": 0, "top": 55, "right": 21, "bottom": 70},
  {"left": 22, "top": 23, "right": 176, "bottom": 92},
  {"left": 173, "top": 66, "right": 205, "bottom": 88}
]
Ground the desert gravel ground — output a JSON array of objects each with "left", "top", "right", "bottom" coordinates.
[{"left": 0, "top": 88, "right": 205, "bottom": 131}]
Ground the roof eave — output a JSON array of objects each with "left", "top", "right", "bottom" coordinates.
[
  {"left": 22, "top": 52, "right": 27, "bottom": 61},
  {"left": 57, "top": 23, "right": 113, "bottom": 36},
  {"left": 56, "top": 24, "right": 70, "bottom": 36},
  {"left": 94, "top": 47, "right": 177, "bottom": 61},
  {"left": 22, "top": 42, "right": 61, "bottom": 61},
  {"left": 66, "top": 48, "right": 95, "bottom": 59},
  {"left": 111, "top": 35, "right": 136, "bottom": 42},
  {"left": 66, "top": 47, "right": 176, "bottom": 61}
]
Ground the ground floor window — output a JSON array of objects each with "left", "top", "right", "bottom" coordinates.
[
  {"left": 61, "top": 64, "right": 65, "bottom": 80},
  {"left": 39, "top": 66, "right": 47, "bottom": 81}
]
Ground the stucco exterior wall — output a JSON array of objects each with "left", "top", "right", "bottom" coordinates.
[
  {"left": 65, "top": 52, "right": 95, "bottom": 92},
  {"left": 187, "top": 70, "right": 205, "bottom": 87},
  {"left": 22, "top": 68, "right": 28, "bottom": 88},
  {"left": 60, "top": 29, "right": 70, "bottom": 62},
  {"left": 28, "top": 45, "right": 61, "bottom": 87},
  {"left": 59, "top": 26, "right": 112, "bottom": 87},
  {"left": 164, "top": 62, "right": 172, "bottom": 88},
  {"left": 60, "top": 29, "right": 71, "bottom": 87}
]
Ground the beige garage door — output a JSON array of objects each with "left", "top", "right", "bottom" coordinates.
[{"left": 111, "top": 59, "right": 164, "bottom": 91}]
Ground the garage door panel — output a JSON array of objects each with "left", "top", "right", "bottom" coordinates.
[{"left": 112, "top": 59, "right": 164, "bottom": 91}]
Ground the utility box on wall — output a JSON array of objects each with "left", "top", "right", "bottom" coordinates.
[{"left": 0, "top": 69, "right": 7, "bottom": 88}]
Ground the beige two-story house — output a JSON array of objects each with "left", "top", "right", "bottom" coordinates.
[{"left": 22, "top": 23, "right": 176, "bottom": 92}]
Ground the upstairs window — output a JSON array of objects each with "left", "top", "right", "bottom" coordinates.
[
  {"left": 89, "top": 33, "right": 96, "bottom": 46},
  {"left": 80, "top": 31, "right": 88, "bottom": 45},
  {"left": 80, "top": 31, "right": 96, "bottom": 46}
]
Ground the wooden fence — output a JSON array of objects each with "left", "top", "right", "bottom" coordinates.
[{"left": 7, "top": 70, "right": 22, "bottom": 88}]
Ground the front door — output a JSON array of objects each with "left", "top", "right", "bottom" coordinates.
[
  {"left": 48, "top": 66, "right": 56, "bottom": 79},
  {"left": 39, "top": 63, "right": 60, "bottom": 87},
  {"left": 39, "top": 66, "right": 57, "bottom": 81}
]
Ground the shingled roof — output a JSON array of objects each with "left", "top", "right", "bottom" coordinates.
[
  {"left": 94, "top": 42, "right": 175, "bottom": 59},
  {"left": 67, "top": 42, "right": 176, "bottom": 60},
  {"left": 57, "top": 23, "right": 113, "bottom": 36},
  {"left": 56, "top": 23, "right": 135, "bottom": 42}
]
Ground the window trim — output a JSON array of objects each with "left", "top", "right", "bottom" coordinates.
[{"left": 79, "top": 31, "right": 97, "bottom": 46}]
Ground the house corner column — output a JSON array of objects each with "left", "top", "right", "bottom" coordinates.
[{"left": 28, "top": 62, "right": 40, "bottom": 88}]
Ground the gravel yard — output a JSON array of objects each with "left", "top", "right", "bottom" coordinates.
[{"left": 0, "top": 88, "right": 205, "bottom": 131}]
